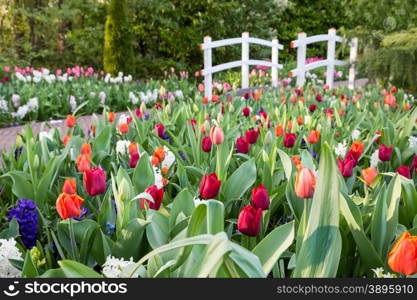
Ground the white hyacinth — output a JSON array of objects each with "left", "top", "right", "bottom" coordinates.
[
  {"left": 129, "top": 91, "right": 139, "bottom": 105},
  {"left": 193, "top": 197, "right": 206, "bottom": 207},
  {"left": 370, "top": 149, "right": 380, "bottom": 168},
  {"left": 11, "top": 94, "right": 20, "bottom": 107},
  {"left": 372, "top": 267, "right": 396, "bottom": 278},
  {"left": 99, "top": 91, "right": 106, "bottom": 105},
  {"left": 102, "top": 255, "right": 137, "bottom": 278},
  {"left": 161, "top": 146, "right": 176, "bottom": 169},
  {"left": 408, "top": 136, "right": 417, "bottom": 149},
  {"left": 116, "top": 140, "right": 131, "bottom": 155},
  {"left": 39, "top": 131, "right": 53, "bottom": 142},
  {"left": 153, "top": 166, "right": 164, "bottom": 189},
  {"left": 12, "top": 105, "right": 29, "bottom": 119},
  {"left": 0, "top": 239, "right": 23, "bottom": 278},
  {"left": 27, "top": 97, "right": 39, "bottom": 112},
  {"left": 68, "top": 95, "right": 77, "bottom": 112},
  {"left": 335, "top": 141, "right": 348, "bottom": 157},
  {"left": 351, "top": 129, "right": 361, "bottom": 140},
  {"left": 174, "top": 90, "right": 184, "bottom": 99},
  {"left": 0, "top": 99, "right": 8, "bottom": 112}
]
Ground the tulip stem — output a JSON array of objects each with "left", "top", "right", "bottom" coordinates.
[
  {"left": 303, "top": 198, "right": 308, "bottom": 234},
  {"left": 68, "top": 218, "right": 79, "bottom": 262}
]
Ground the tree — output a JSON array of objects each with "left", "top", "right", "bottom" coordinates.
[{"left": 103, "top": 0, "right": 134, "bottom": 75}]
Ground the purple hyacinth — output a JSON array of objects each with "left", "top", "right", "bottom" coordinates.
[{"left": 8, "top": 199, "right": 39, "bottom": 249}]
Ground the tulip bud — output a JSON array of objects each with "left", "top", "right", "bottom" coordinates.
[
  {"left": 62, "top": 178, "right": 77, "bottom": 194},
  {"left": 264, "top": 130, "right": 272, "bottom": 145},
  {"left": 217, "top": 112, "right": 223, "bottom": 123},
  {"left": 228, "top": 103, "right": 235, "bottom": 113},
  {"left": 199, "top": 173, "right": 221, "bottom": 199},
  {"left": 164, "top": 104, "right": 171, "bottom": 115},
  {"left": 378, "top": 144, "right": 393, "bottom": 162},
  {"left": 295, "top": 167, "right": 316, "bottom": 198},
  {"left": 193, "top": 104, "right": 199, "bottom": 112},
  {"left": 201, "top": 136, "right": 212, "bottom": 152},
  {"left": 251, "top": 185, "right": 270, "bottom": 210},
  {"left": 237, "top": 205, "right": 262, "bottom": 237},
  {"left": 210, "top": 126, "right": 224, "bottom": 145},
  {"left": 16, "top": 135, "right": 23, "bottom": 148},
  {"left": 140, "top": 102, "right": 146, "bottom": 114},
  {"left": 33, "top": 155, "right": 39, "bottom": 169}
]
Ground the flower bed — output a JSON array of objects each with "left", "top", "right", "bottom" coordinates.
[{"left": 0, "top": 82, "right": 417, "bottom": 278}]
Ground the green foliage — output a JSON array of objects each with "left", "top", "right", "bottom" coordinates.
[{"left": 103, "top": 0, "right": 134, "bottom": 75}]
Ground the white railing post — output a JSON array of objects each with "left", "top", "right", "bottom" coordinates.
[
  {"left": 296, "top": 32, "right": 307, "bottom": 87},
  {"left": 271, "top": 38, "right": 279, "bottom": 88},
  {"left": 203, "top": 36, "right": 212, "bottom": 100},
  {"left": 326, "top": 28, "right": 336, "bottom": 88},
  {"left": 348, "top": 37, "right": 358, "bottom": 90},
  {"left": 241, "top": 32, "right": 250, "bottom": 89}
]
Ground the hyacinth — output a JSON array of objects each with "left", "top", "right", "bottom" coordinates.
[
  {"left": 102, "top": 255, "right": 138, "bottom": 278},
  {"left": 0, "top": 239, "right": 23, "bottom": 277},
  {"left": 8, "top": 199, "right": 39, "bottom": 249}
]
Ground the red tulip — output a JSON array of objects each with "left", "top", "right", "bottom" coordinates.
[
  {"left": 337, "top": 157, "right": 355, "bottom": 178},
  {"left": 119, "top": 123, "right": 129, "bottom": 133},
  {"left": 210, "top": 126, "right": 224, "bottom": 145},
  {"left": 237, "top": 205, "right": 262, "bottom": 237},
  {"left": 245, "top": 129, "right": 259, "bottom": 144},
  {"left": 155, "top": 124, "right": 165, "bottom": 137},
  {"left": 129, "top": 152, "right": 140, "bottom": 168},
  {"left": 236, "top": 136, "right": 250, "bottom": 154},
  {"left": 108, "top": 112, "right": 115, "bottom": 122},
  {"left": 80, "top": 143, "right": 92, "bottom": 156},
  {"left": 307, "top": 130, "right": 320, "bottom": 144},
  {"left": 201, "top": 136, "right": 212, "bottom": 152},
  {"left": 378, "top": 144, "right": 393, "bottom": 162},
  {"left": 56, "top": 193, "right": 84, "bottom": 219},
  {"left": 397, "top": 165, "right": 411, "bottom": 179},
  {"left": 242, "top": 107, "right": 250, "bottom": 117},
  {"left": 83, "top": 167, "right": 107, "bottom": 196},
  {"left": 316, "top": 94, "right": 322, "bottom": 102},
  {"left": 140, "top": 185, "right": 164, "bottom": 210},
  {"left": 62, "top": 178, "right": 77, "bottom": 194},
  {"left": 283, "top": 132, "right": 296, "bottom": 148},
  {"left": 76, "top": 154, "right": 90, "bottom": 172},
  {"left": 199, "top": 173, "right": 221, "bottom": 199},
  {"left": 251, "top": 185, "right": 270, "bottom": 210},
  {"left": 66, "top": 115, "right": 76, "bottom": 127},
  {"left": 295, "top": 167, "right": 316, "bottom": 198},
  {"left": 63, "top": 135, "right": 71, "bottom": 146},
  {"left": 388, "top": 231, "right": 417, "bottom": 276},
  {"left": 309, "top": 104, "right": 317, "bottom": 112}
]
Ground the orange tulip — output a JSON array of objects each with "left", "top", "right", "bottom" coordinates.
[
  {"left": 119, "top": 123, "right": 129, "bottom": 133},
  {"left": 151, "top": 156, "right": 160, "bottom": 166},
  {"left": 108, "top": 112, "right": 115, "bottom": 122},
  {"left": 295, "top": 167, "right": 316, "bottom": 198},
  {"left": 350, "top": 141, "right": 364, "bottom": 156},
  {"left": 275, "top": 125, "right": 284, "bottom": 137},
  {"left": 154, "top": 146, "right": 165, "bottom": 162},
  {"left": 63, "top": 135, "right": 71, "bottom": 146},
  {"left": 384, "top": 93, "right": 397, "bottom": 107},
  {"left": 80, "top": 143, "right": 92, "bottom": 156},
  {"left": 388, "top": 232, "right": 417, "bottom": 276},
  {"left": 62, "top": 178, "right": 77, "bottom": 194},
  {"left": 291, "top": 156, "right": 302, "bottom": 170},
  {"left": 362, "top": 167, "right": 378, "bottom": 185},
  {"left": 56, "top": 193, "right": 84, "bottom": 219},
  {"left": 129, "top": 142, "right": 138, "bottom": 155},
  {"left": 307, "top": 130, "right": 320, "bottom": 144},
  {"left": 66, "top": 115, "right": 76, "bottom": 127},
  {"left": 76, "top": 154, "right": 90, "bottom": 172},
  {"left": 297, "top": 116, "right": 304, "bottom": 125},
  {"left": 162, "top": 166, "right": 169, "bottom": 176}
]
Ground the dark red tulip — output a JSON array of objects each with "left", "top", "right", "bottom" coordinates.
[
  {"left": 244, "top": 92, "right": 250, "bottom": 99},
  {"left": 338, "top": 157, "right": 355, "bottom": 177},
  {"left": 236, "top": 136, "right": 250, "bottom": 154},
  {"left": 140, "top": 185, "right": 164, "bottom": 210},
  {"left": 294, "top": 89, "right": 302, "bottom": 96},
  {"left": 237, "top": 205, "right": 262, "bottom": 237},
  {"left": 283, "top": 132, "right": 296, "bottom": 148},
  {"left": 397, "top": 165, "right": 411, "bottom": 179},
  {"left": 251, "top": 185, "right": 270, "bottom": 210},
  {"left": 129, "top": 152, "right": 140, "bottom": 168},
  {"left": 316, "top": 94, "right": 322, "bottom": 102},
  {"left": 155, "top": 124, "right": 165, "bottom": 137},
  {"left": 201, "top": 136, "right": 212, "bottom": 152},
  {"left": 378, "top": 144, "right": 393, "bottom": 162},
  {"left": 190, "top": 119, "right": 197, "bottom": 131},
  {"left": 259, "top": 111, "right": 267, "bottom": 120},
  {"left": 245, "top": 129, "right": 259, "bottom": 144},
  {"left": 199, "top": 173, "right": 221, "bottom": 199},
  {"left": 83, "top": 167, "right": 106, "bottom": 196},
  {"left": 135, "top": 108, "right": 142, "bottom": 118},
  {"left": 242, "top": 107, "right": 250, "bottom": 117},
  {"left": 309, "top": 104, "right": 317, "bottom": 112}
]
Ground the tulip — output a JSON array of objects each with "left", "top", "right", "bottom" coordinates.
[
  {"left": 337, "top": 157, "right": 355, "bottom": 177},
  {"left": 128, "top": 142, "right": 138, "bottom": 155},
  {"left": 378, "top": 144, "right": 393, "bottom": 162},
  {"left": 108, "top": 112, "right": 115, "bottom": 122},
  {"left": 66, "top": 115, "right": 76, "bottom": 127},
  {"left": 309, "top": 104, "right": 317, "bottom": 112},
  {"left": 119, "top": 123, "right": 129, "bottom": 133},
  {"left": 347, "top": 141, "right": 364, "bottom": 162},
  {"left": 295, "top": 167, "right": 316, "bottom": 198},
  {"left": 201, "top": 136, "right": 212, "bottom": 152},
  {"left": 62, "top": 178, "right": 77, "bottom": 194},
  {"left": 129, "top": 152, "right": 140, "bottom": 168},
  {"left": 291, "top": 156, "right": 302, "bottom": 170},
  {"left": 362, "top": 167, "right": 378, "bottom": 185},
  {"left": 63, "top": 135, "right": 71, "bottom": 146},
  {"left": 210, "top": 126, "right": 224, "bottom": 145},
  {"left": 155, "top": 124, "right": 165, "bottom": 137},
  {"left": 199, "top": 173, "right": 221, "bottom": 199},
  {"left": 80, "top": 143, "right": 92, "bottom": 156},
  {"left": 245, "top": 129, "right": 259, "bottom": 144},
  {"left": 316, "top": 94, "right": 322, "bottom": 102},
  {"left": 251, "top": 184, "right": 270, "bottom": 210},
  {"left": 397, "top": 165, "right": 411, "bottom": 179},
  {"left": 283, "top": 132, "right": 297, "bottom": 148},
  {"left": 242, "top": 107, "right": 251, "bottom": 117},
  {"left": 307, "top": 130, "right": 320, "bottom": 144},
  {"left": 76, "top": 154, "right": 90, "bottom": 172},
  {"left": 83, "top": 167, "right": 107, "bottom": 196},
  {"left": 388, "top": 231, "right": 417, "bottom": 276},
  {"left": 154, "top": 146, "right": 165, "bottom": 162},
  {"left": 141, "top": 185, "right": 164, "bottom": 210},
  {"left": 236, "top": 136, "right": 250, "bottom": 154},
  {"left": 56, "top": 193, "right": 84, "bottom": 219},
  {"left": 237, "top": 205, "right": 262, "bottom": 237},
  {"left": 275, "top": 125, "right": 284, "bottom": 137}
]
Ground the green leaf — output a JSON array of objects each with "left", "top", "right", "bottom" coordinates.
[
  {"left": 132, "top": 152, "right": 155, "bottom": 194},
  {"left": 22, "top": 251, "right": 38, "bottom": 278},
  {"left": 223, "top": 159, "right": 256, "bottom": 201},
  {"left": 252, "top": 221, "right": 295, "bottom": 275},
  {"left": 58, "top": 260, "right": 103, "bottom": 278},
  {"left": 146, "top": 210, "right": 170, "bottom": 249}
]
